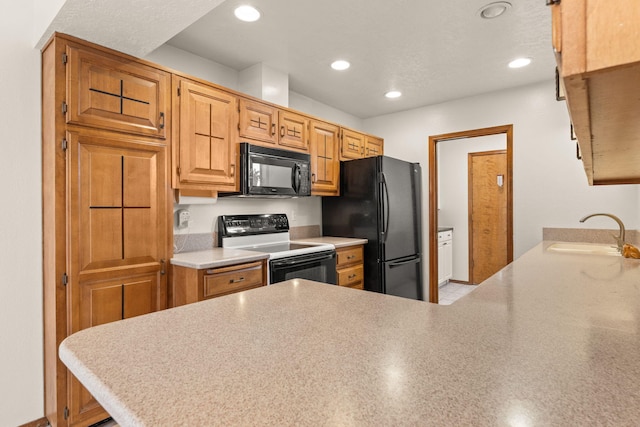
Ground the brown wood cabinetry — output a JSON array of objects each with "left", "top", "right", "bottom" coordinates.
[
  {"left": 172, "top": 77, "right": 238, "bottom": 192},
  {"left": 309, "top": 119, "right": 340, "bottom": 196},
  {"left": 238, "top": 98, "right": 309, "bottom": 152},
  {"left": 551, "top": 0, "right": 640, "bottom": 184},
  {"left": 340, "top": 128, "right": 384, "bottom": 161},
  {"left": 66, "top": 43, "right": 169, "bottom": 139},
  {"left": 336, "top": 245, "right": 364, "bottom": 290},
  {"left": 171, "top": 260, "right": 267, "bottom": 307},
  {"left": 365, "top": 135, "right": 384, "bottom": 157},
  {"left": 43, "top": 34, "right": 170, "bottom": 427}
]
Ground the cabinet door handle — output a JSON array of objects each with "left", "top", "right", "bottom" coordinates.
[
  {"left": 230, "top": 277, "right": 245, "bottom": 284},
  {"left": 159, "top": 112, "right": 165, "bottom": 129},
  {"left": 271, "top": 123, "right": 276, "bottom": 136},
  {"left": 230, "top": 164, "right": 236, "bottom": 177},
  {"left": 160, "top": 259, "right": 166, "bottom": 275},
  {"left": 311, "top": 173, "right": 316, "bottom": 183},
  {"left": 280, "top": 125, "right": 285, "bottom": 138}
]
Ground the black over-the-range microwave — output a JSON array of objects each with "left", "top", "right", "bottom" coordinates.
[{"left": 219, "top": 143, "right": 311, "bottom": 198}]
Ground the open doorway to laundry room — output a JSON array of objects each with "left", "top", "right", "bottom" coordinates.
[{"left": 428, "top": 125, "right": 513, "bottom": 304}]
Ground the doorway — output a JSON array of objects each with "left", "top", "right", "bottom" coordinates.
[{"left": 428, "top": 125, "right": 513, "bottom": 303}]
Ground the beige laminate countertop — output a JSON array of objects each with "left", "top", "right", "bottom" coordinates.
[
  {"left": 291, "top": 236, "right": 367, "bottom": 248},
  {"left": 170, "top": 248, "right": 269, "bottom": 269},
  {"left": 60, "top": 242, "right": 640, "bottom": 426}
]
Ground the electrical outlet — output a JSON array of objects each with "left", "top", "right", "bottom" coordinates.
[{"left": 176, "top": 209, "right": 190, "bottom": 229}]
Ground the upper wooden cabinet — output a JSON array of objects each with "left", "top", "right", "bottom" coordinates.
[
  {"left": 341, "top": 128, "right": 384, "bottom": 161},
  {"left": 66, "top": 43, "right": 170, "bottom": 139},
  {"left": 551, "top": 0, "right": 640, "bottom": 184},
  {"left": 238, "top": 98, "right": 309, "bottom": 152},
  {"left": 309, "top": 119, "right": 340, "bottom": 196},
  {"left": 365, "top": 135, "right": 384, "bottom": 157},
  {"left": 172, "top": 77, "right": 238, "bottom": 192}
]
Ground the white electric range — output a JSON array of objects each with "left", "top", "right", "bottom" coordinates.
[{"left": 217, "top": 214, "right": 337, "bottom": 284}]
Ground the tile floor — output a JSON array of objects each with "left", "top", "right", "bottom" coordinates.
[{"left": 438, "top": 281, "right": 477, "bottom": 305}]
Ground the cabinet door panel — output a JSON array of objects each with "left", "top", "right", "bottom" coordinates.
[
  {"left": 279, "top": 111, "right": 308, "bottom": 151},
  {"left": 238, "top": 98, "right": 278, "bottom": 144},
  {"left": 177, "top": 79, "right": 237, "bottom": 188},
  {"left": 67, "top": 44, "right": 168, "bottom": 138},
  {"left": 123, "top": 276, "right": 158, "bottom": 318},
  {"left": 123, "top": 155, "right": 153, "bottom": 207},
  {"left": 341, "top": 129, "right": 365, "bottom": 160},
  {"left": 82, "top": 147, "right": 122, "bottom": 207},
  {"left": 309, "top": 120, "right": 340, "bottom": 195},
  {"left": 123, "top": 208, "right": 154, "bottom": 259},
  {"left": 87, "top": 209, "right": 123, "bottom": 265},
  {"left": 69, "top": 130, "right": 167, "bottom": 273}
]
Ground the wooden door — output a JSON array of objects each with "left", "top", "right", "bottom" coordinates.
[
  {"left": 340, "top": 128, "right": 365, "bottom": 160},
  {"left": 365, "top": 135, "right": 383, "bottom": 157},
  {"left": 67, "top": 44, "right": 169, "bottom": 138},
  {"left": 67, "top": 129, "right": 167, "bottom": 425},
  {"left": 278, "top": 110, "right": 309, "bottom": 151},
  {"left": 176, "top": 78, "right": 237, "bottom": 190},
  {"left": 238, "top": 98, "right": 278, "bottom": 144},
  {"left": 468, "top": 150, "right": 508, "bottom": 284},
  {"left": 309, "top": 120, "right": 340, "bottom": 195}
]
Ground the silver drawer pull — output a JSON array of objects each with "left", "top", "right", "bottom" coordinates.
[
  {"left": 230, "top": 277, "right": 245, "bottom": 284},
  {"left": 348, "top": 274, "right": 357, "bottom": 280},
  {"left": 347, "top": 255, "right": 355, "bottom": 259}
]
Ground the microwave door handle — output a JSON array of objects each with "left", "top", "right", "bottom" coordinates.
[
  {"left": 296, "top": 164, "right": 301, "bottom": 192},
  {"left": 292, "top": 164, "right": 301, "bottom": 192}
]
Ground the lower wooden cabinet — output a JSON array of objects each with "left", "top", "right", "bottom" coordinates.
[
  {"left": 171, "top": 260, "right": 267, "bottom": 307},
  {"left": 336, "top": 245, "right": 364, "bottom": 290}
]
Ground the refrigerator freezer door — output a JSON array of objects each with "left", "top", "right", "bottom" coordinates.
[
  {"left": 380, "top": 157, "right": 422, "bottom": 261},
  {"left": 383, "top": 255, "right": 423, "bottom": 300}
]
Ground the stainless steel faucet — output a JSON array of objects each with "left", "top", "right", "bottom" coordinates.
[{"left": 579, "top": 213, "right": 626, "bottom": 252}]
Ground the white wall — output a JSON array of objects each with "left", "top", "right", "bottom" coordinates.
[
  {"left": 438, "top": 134, "right": 506, "bottom": 282},
  {"left": 1, "top": 3, "right": 44, "bottom": 425},
  {"left": 365, "top": 80, "right": 640, "bottom": 293}
]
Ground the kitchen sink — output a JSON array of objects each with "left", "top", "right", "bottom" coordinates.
[{"left": 546, "top": 242, "right": 620, "bottom": 256}]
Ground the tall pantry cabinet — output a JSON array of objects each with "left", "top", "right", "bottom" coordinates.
[{"left": 42, "top": 34, "right": 171, "bottom": 426}]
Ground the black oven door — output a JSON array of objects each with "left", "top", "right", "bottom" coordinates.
[{"left": 270, "top": 251, "right": 337, "bottom": 285}]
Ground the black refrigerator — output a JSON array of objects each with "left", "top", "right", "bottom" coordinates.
[{"left": 322, "top": 156, "right": 423, "bottom": 300}]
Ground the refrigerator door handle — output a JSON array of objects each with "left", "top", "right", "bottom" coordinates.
[
  {"left": 388, "top": 256, "right": 420, "bottom": 267},
  {"left": 380, "top": 172, "right": 390, "bottom": 243}
]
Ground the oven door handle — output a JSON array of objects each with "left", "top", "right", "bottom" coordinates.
[{"left": 271, "top": 251, "right": 335, "bottom": 267}]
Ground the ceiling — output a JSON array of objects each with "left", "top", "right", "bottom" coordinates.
[{"left": 167, "top": 0, "right": 556, "bottom": 119}]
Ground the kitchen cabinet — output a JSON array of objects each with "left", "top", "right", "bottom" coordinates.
[
  {"left": 551, "top": 0, "right": 640, "bottom": 184},
  {"left": 340, "top": 128, "right": 384, "bottom": 161},
  {"left": 309, "top": 119, "right": 340, "bottom": 196},
  {"left": 66, "top": 41, "right": 169, "bottom": 139},
  {"left": 365, "top": 135, "right": 384, "bottom": 157},
  {"left": 42, "top": 34, "right": 170, "bottom": 427},
  {"left": 438, "top": 230, "right": 453, "bottom": 285},
  {"left": 238, "top": 98, "right": 309, "bottom": 152},
  {"left": 336, "top": 245, "right": 364, "bottom": 290},
  {"left": 171, "top": 260, "right": 267, "bottom": 307},
  {"left": 172, "top": 76, "right": 238, "bottom": 192}
]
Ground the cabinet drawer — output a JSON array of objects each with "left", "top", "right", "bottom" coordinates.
[
  {"left": 336, "top": 246, "right": 363, "bottom": 267},
  {"left": 337, "top": 265, "right": 364, "bottom": 289},
  {"left": 203, "top": 261, "right": 264, "bottom": 299}
]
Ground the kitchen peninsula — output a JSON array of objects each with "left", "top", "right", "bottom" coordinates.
[{"left": 60, "top": 243, "right": 640, "bottom": 426}]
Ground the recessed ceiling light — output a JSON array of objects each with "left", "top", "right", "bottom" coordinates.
[
  {"left": 478, "top": 2, "right": 511, "bottom": 19},
  {"left": 385, "top": 91, "right": 402, "bottom": 99},
  {"left": 508, "top": 57, "right": 531, "bottom": 68},
  {"left": 234, "top": 5, "right": 261, "bottom": 22},
  {"left": 331, "top": 60, "right": 350, "bottom": 71}
]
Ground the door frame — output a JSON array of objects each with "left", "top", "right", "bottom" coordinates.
[{"left": 428, "top": 125, "right": 513, "bottom": 303}]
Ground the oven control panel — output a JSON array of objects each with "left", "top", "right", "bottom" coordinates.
[{"left": 218, "top": 214, "right": 289, "bottom": 238}]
